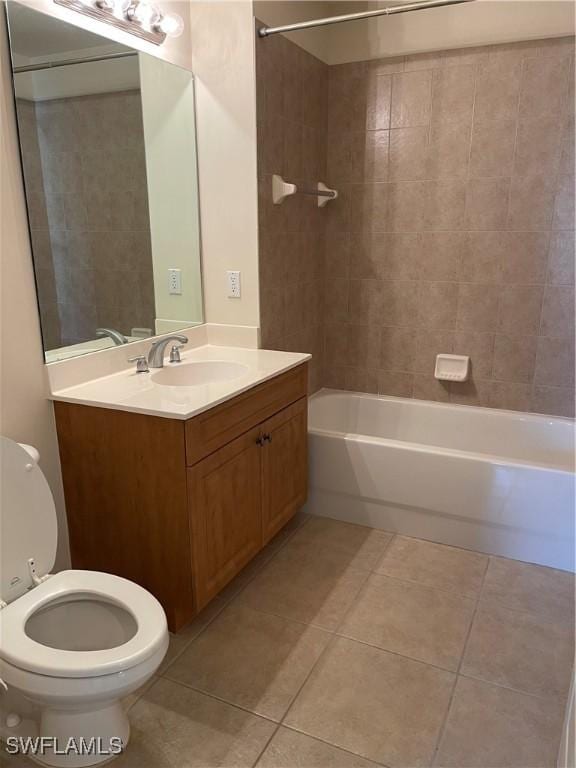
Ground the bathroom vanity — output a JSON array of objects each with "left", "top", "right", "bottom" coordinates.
[{"left": 52, "top": 349, "right": 309, "bottom": 632}]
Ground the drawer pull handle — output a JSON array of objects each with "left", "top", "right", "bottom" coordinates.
[
  {"left": 256, "top": 435, "right": 264, "bottom": 446},
  {"left": 263, "top": 433, "right": 272, "bottom": 444}
]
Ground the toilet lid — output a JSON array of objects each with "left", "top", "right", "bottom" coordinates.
[{"left": 0, "top": 437, "right": 57, "bottom": 605}]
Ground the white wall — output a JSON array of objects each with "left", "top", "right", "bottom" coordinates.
[
  {"left": 0, "top": 11, "right": 70, "bottom": 569},
  {"left": 254, "top": 0, "right": 332, "bottom": 60},
  {"left": 190, "top": 1, "right": 260, "bottom": 327},
  {"left": 255, "top": 0, "right": 575, "bottom": 64}
]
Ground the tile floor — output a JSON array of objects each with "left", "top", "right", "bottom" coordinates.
[{"left": 5, "top": 514, "right": 575, "bottom": 768}]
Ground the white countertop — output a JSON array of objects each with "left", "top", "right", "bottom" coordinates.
[{"left": 50, "top": 345, "right": 311, "bottom": 420}]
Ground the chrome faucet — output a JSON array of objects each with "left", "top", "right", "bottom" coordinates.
[
  {"left": 147, "top": 335, "right": 188, "bottom": 368},
  {"left": 96, "top": 327, "right": 128, "bottom": 346}
]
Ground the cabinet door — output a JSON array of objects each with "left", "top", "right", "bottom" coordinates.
[
  {"left": 261, "top": 397, "right": 308, "bottom": 545},
  {"left": 188, "top": 426, "right": 263, "bottom": 610}
]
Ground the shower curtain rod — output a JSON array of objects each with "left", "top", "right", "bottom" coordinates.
[
  {"left": 258, "top": 0, "right": 475, "bottom": 38},
  {"left": 13, "top": 51, "right": 137, "bottom": 74}
]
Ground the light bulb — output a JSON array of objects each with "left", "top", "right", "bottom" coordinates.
[
  {"left": 130, "top": 1, "right": 160, "bottom": 27},
  {"left": 156, "top": 12, "right": 184, "bottom": 38}
]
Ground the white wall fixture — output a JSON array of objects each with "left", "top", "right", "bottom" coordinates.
[
  {"left": 53, "top": 0, "right": 184, "bottom": 45},
  {"left": 272, "top": 174, "right": 338, "bottom": 206},
  {"left": 434, "top": 353, "right": 470, "bottom": 382}
]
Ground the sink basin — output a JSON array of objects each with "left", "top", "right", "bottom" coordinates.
[{"left": 151, "top": 360, "right": 249, "bottom": 387}]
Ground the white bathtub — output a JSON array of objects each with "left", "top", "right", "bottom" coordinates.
[{"left": 306, "top": 389, "right": 576, "bottom": 572}]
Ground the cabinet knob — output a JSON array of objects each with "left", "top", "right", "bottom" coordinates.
[
  {"left": 256, "top": 435, "right": 264, "bottom": 446},
  {"left": 263, "top": 433, "right": 272, "bottom": 444}
]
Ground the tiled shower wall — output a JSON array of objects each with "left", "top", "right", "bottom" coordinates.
[
  {"left": 256, "top": 27, "right": 328, "bottom": 392},
  {"left": 18, "top": 90, "right": 154, "bottom": 349},
  {"left": 323, "top": 36, "right": 575, "bottom": 417}
]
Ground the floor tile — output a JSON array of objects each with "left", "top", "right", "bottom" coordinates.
[
  {"left": 285, "top": 636, "right": 455, "bottom": 767},
  {"left": 482, "top": 557, "right": 575, "bottom": 621},
  {"left": 164, "top": 603, "right": 331, "bottom": 721},
  {"left": 375, "top": 536, "right": 488, "bottom": 598},
  {"left": 114, "top": 678, "right": 276, "bottom": 767},
  {"left": 159, "top": 597, "right": 227, "bottom": 676},
  {"left": 286, "top": 516, "right": 393, "bottom": 571},
  {"left": 239, "top": 547, "right": 368, "bottom": 630},
  {"left": 461, "top": 602, "right": 574, "bottom": 697},
  {"left": 256, "top": 728, "right": 381, "bottom": 767},
  {"left": 434, "top": 676, "right": 564, "bottom": 768},
  {"left": 339, "top": 573, "right": 476, "bottom": 670}
]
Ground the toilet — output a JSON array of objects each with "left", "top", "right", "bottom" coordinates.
[{"left": 0, "top": 437, "right": 169, "bottom": 767}]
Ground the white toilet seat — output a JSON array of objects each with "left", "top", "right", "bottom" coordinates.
[{"left": 0, "top": 570, "right": 167, "bottom": 678}]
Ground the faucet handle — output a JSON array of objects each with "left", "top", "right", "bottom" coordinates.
[
  {"left": 128, "top": 355, "right": 149, "bottom": 373},
  {"left": 169, "top": 344, "right": 184, "bottom": 364}
]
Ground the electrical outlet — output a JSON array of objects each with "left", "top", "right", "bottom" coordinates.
[
  {"left": 227, "top": 270, "right": 241, "bottom": 298},
  {"left": 168, "top": 268, "right": 182, "bottom": 295}
]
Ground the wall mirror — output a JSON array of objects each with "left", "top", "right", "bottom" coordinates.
[{"left": 5, "top": 1, "right": 203, "bottom": 362}]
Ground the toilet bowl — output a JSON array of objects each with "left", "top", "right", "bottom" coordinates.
[{"left": 0, "top": 437, "right": 169, "bottom": 767}]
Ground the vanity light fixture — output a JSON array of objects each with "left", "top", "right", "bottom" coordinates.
[{"left": 53, "top": 0, "right": 184, "bottom": 45}]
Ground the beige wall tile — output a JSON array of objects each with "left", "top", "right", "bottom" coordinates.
[
  {"left": 492, "top": 334, "right": 537, "bottom": 383},
  {"left": 413, "top": 329, "right": 455, "bottom": 374},
  {"left": 547, "top": 232, "right": 575, "bottom": 285},
  {"left": 469, "top": 119, "right": 516, "bottom": 177},
  {"left": 464, "top": 178, "right": 510, "bottom": 230},
  {"left": 457, "top": 283, "right": 501, "bottom": 332},
  {"left": 418, "top": 232, "right": 464, "bottom": 281},
  {"left": 431, "top": 66, "right": 476, "bottom": 124},
  {"left": 388, "top": 127, "right": 428, "bottom": 181},
  {"left": 424, "top": 180, "right": 467, "bottom": 231},
  {"left": 262, "top": 36, "right": 575, "bottom": 417},
  {"left": 474, "top": 63, "right": 521, "bottom": 123},
  {"left": 380, "top": 326, "right": 416, "bottom": 371},
  {"left": 417, "top": 282, "right": 459, "bottom": 330},
  {"left": 487, "top": 381, "right": 532, "bottom": 411},
  {"left": 352, "top": 130, "right": 389, "bottom": 182},
  {"left": 514, "top": 116, "right": 563, "bottom": 177},
  {"left": 519, "top": 55, "right": 572, "bottom": 119},
  {"left": 531, "top": 385, "right": 576, "bottom": 418},
  {"left": 377, "top": 370, "right": 415, "bottom": 397},
  {"left": 413, "top": 374, "right": 451, "bottom": 402},
  {"left": 426, "top": 120, "right": 471, "bottom": 179},
  {"left": 497, "top": 285, "right": 543, "bottom": 334},
  {"left": 540, "top": 285, "right": 575, "bottom": 336},
  {"left": 507, "top": 174, "right": 557, "bottom": 230},
  {"left": 391, "top": 70, "right": 433, "bottom": 129},
  {"left": 453, "top": 332, "right": 495, "bottom": 378},
  {"left": 535, "top": 335, "right": 575, "bottom": 387},
  {"left": 553, "top": 174, "right": 575, "bottom": 230}
]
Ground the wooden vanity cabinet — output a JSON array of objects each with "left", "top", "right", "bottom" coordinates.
[{"left": 54, "top": 363, "right": 308, "bottom": 632}]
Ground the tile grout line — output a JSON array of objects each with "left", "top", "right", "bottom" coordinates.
[
  {"left": 429, "top": 552, "right": 491, "bottom": 766},
  {"left": 273, "top": 537, "right": 397, "bottom": 725},
  {"left": 136, "top": 515, "right": 312, "bottom": 690}
]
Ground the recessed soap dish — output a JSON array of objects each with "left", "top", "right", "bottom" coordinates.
[{"left": 434, "top": 354, "right": 470, "bottom": 382}]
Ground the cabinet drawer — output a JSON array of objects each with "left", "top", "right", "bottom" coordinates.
[{"left": 185, "top": 363, "right": 308, "bottom": 466}]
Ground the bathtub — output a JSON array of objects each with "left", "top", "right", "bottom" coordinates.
[{"left": 305, "top": 389, "right": 576, "bottom": 572}]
